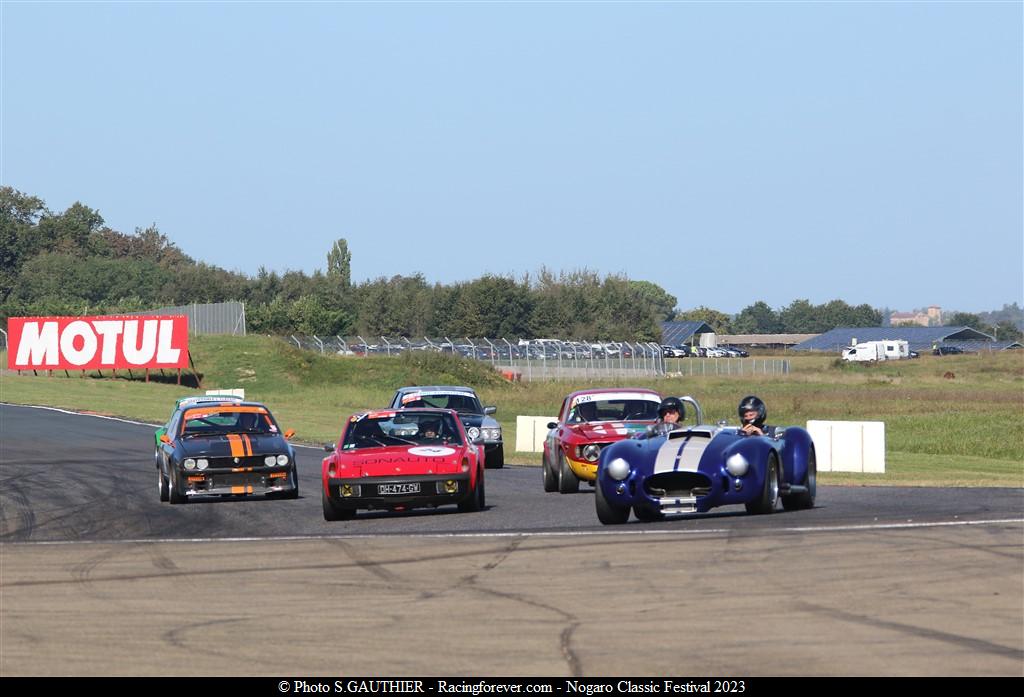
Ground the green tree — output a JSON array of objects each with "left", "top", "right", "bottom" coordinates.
[
  {"left": 946, "top": 312, "right": 986, "bottom": 330},
  {"left": 326, "top": 238, "right": 352, "bottom": 289},
  {"left": 674, "top": 306, "right": 733, "bottom": 334},
  {"left": 733, "top": 301, "right": 782, "bottom": 334},
  {"left": 993, "top": 321, "right": 1023, "bottom": 342},
  {"left": 628, "top": 280, "right": 677, "bottom": 322},
  {"left": 0, "top": 187, "right": 46, "bottom": 301},
  {"left": 779, "top": 299, "right": 818, "bottom": 332}
]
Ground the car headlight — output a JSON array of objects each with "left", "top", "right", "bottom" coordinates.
[
  {"left": 277, "top": 454, "right": 289, "bottom": 466},
  {"left": 467, "top": 427, "right": 481, "bottom": 440},
  {"left": 482, "top": 427, "right": 501, "bottom": 441},
  {"left": 726, "top": 453, "right": 749, "bottom": 477},
  {"left": 581, "top": 444, "right": 601, "bottom": 462},
  {"left": 196, "top": 459, "right": 208, "bottom": 471},
  {"left": 183, "top": 458, "right": 196, "bottom": 470},
  {"left": 264, "top": 455, "right": 276, "bottom": 466},
  {"left": 607, "top": 457, "right": 631, "bottom": 481}
]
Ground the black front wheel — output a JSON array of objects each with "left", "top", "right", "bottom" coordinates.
[
  {"left": 542, "top": 453, "right": 558, "bottom": 492},
  {"left": 782, "top": 447, "right": 816, "bottom": 511},
  {"left": 557, "top": 452, "right": 580, "bottom": 494},
  {"left": 168, "top": 471, "right": 187, "bottom": 505},
  {"left": 746, "top": 454, "right": 779, "bottom": 515},
  {"left": 322, "top": 489, "right": 355, "bottom": 521},
  {"left": 595, "top": 482, "right": 630, "bottom": 525},
  {"left": 458, "top": 474, "right": 486, "bottom": 512},
  {"left": 485, "top": 444, "right": 505, "bottom": 469},
  {"left": 157, "top": 464, "right": 169, "bottom": 503}
]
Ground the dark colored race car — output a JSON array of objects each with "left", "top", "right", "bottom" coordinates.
[
  {"left": 155, "top": 398, "right": 298, "bottom": 504},
  {"left": 594, "top": 396, "right": 816, "bottom": 524},
  {"left": 321, "top": 408, "right": 485, "bottom": 520},
  {"left": 543, "top": 388, "right": 664, "bottom": 494},
  {"left": 388, "top": 386, "right": 504, "bottom": 468}
]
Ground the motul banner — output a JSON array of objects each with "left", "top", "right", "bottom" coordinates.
[{"left": 7, "top": 315, "right": 189, "bottom": 370}]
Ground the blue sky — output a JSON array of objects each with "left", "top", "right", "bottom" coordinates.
[{"left": 2, "top": 1, "right": 1021, "bottom": 315}]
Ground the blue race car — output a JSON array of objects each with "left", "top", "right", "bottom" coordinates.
[{"left": 594, "top": 396, "right": 816, "bottom": 524}]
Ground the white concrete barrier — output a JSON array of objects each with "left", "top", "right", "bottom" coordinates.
[
  {"left": 516, "top": 416, "right": 556, "bottom": 453},
  {"left": 806, "top": 420, "right": 885, "bottom": 473},
  {"left": 206, "top": 388, "right": 246, "bottom": 399}
]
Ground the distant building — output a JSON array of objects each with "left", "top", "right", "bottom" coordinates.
[{"left": 891, "top": 306, "right": 942, "bottom": 327}]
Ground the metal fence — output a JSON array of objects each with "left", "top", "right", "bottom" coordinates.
[
  {"left": 127, "top": 301, "right": 246, "bottom": 336},
  {"left": 282, "top": 335, "right": 792, "bottom": 380},
  {"left": 664, "top": 357, "right": 790, "bottom": 377}
]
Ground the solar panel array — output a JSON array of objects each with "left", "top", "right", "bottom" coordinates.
[{"left": 792, "top": 326, "right": 995, "bottom": 352}]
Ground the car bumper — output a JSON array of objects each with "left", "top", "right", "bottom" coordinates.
[
  {"left": 566, "top": 455, "right": 598, "bottom": 482},
  {"left": 326, "top": 474, "right": 472, "bottom": 510},
  {"left": 600, "top": 469, "right": 756, "bottom": 514},
  {"left": 179, "top": 467, "right": 297, "bottom": 497}
]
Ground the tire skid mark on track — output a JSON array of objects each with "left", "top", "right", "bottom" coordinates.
[
  {"left": 0, "top": 485, "right": 37, "bottom": 541},
  {"left": 163, "top": 617, "right": 250, "bottom": 657},
  {"left": 70, "top": 544, "right": 136, "bottom": 599},
  {"left": 796, "top": 601, "right": 1024, "bottom": 660},
  {"left": 453, "top": 537, "right": 585, "bottom": 677},
  {"left": 327, "top": 539, "right": 401, "bottom": 583},
  {"left": 148, "top": 547, "right": 180, "bottom": 573},
  {"left": 463, "top": 580, "right": 583, "bottom": 678},
  {"left": 878, "top": 529, "right": 1024, "bottom": 562}
]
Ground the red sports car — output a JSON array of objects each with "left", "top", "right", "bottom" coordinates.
[
  {"left": 542, "top": 388, "right": 663, "bottom": 494},
  {"left": 321, "top": 408, "right": 485, "bottom": 520}
]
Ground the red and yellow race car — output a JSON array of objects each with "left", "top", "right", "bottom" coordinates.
[
  {"left": 321, "top": 408, "right": 485, "bottom": 520},
  {"left": 542, "top": 388, "right": 663, "bottom": 493}
]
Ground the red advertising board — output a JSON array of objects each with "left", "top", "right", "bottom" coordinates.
[{"left": 6, "top": 315, "right": 190, "bottom": 371}]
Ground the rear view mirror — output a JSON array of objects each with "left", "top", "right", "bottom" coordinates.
[
  {"left": 160, "top": 434, "right": 172, "bottom": 445},
  {"left": 484, "top": 406, "right": 497, "bottom": 415},
  {"left": 324, "top": 443, "right": 335, "bottom": 453},
  {"left": 284, "top": 429, "right": 296, "bottom": 440},
  {"left": 547, "top": 422, "right": 558, "bottom": 430}
]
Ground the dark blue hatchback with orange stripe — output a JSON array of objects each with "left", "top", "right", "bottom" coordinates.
[{"left": 155, "top": 398, "right": 299, "bottom": 504}]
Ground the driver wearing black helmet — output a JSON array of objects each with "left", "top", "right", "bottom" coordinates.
[
  {"left": 737, "top": 395, "right": 773, "bottom": 437},
  {"left": 642, "top": 396, "right": 685, "bottom": 437}
]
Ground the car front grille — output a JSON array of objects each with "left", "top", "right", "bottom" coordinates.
[{"left": 644, "top": 471, "right": 712, "bottom": 498}]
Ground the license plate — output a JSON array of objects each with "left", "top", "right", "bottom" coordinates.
[{"left": 378, "top": 482, "right": 420, "bottom": 495}]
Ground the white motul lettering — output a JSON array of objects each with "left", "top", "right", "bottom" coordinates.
[
  {"left": 122, "top": 319, "right": 157, "bottom": 365},
  {"left": 91, "top": 320, "right": 124, "bottom": 365},
  {"left": 15, "top": 321, "right": 60, "bottom": 367},
  {"left": 60, "top": 320, "right": 98, "bottom": 366},
  {"left": 156, "top": 319, "right": 181, "bottom": 364}
]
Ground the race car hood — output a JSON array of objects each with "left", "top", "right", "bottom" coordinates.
[
  {"left": 333, "top": 445, "right": 467, "bottom": 478},
  {"left": 453, "top": 412, "right": 499, "bottom": 430},
  {"left": 177, "top": 433, "right": 291, "bottom": 458},
  {"left": 566, "top": 421, "right": 654, "bottom": 441},
  {"left": 601, "top": 426, "right": 766, "bottom": 475}
]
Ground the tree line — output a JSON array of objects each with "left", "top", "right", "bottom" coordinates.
[{"left": 3, "top": 187, "right": 1017, "bottom": 342}]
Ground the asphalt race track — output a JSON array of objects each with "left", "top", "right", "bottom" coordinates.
[{"left": 1, "top": 403, "right": 1022, "bottom": 676}]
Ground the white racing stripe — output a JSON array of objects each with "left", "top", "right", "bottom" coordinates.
[
  {"left": 653, "top": 434, "right": 711, "bottom": 473},
  {"left": 7, "top": 518, "right": 1022, "bottom": 547}
]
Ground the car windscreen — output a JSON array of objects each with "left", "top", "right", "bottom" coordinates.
[
  {"left": 180, "top": 407, "right": 277, "bottom": 436},
  {"left": 343, "top": 412, "right": 464, "bottom": 450},
  {"left": 398, "top": 392, "right": 482, "bottom": 414},
  {"left": 567, "top": 398, "right": 661, "bottom": 423}
]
